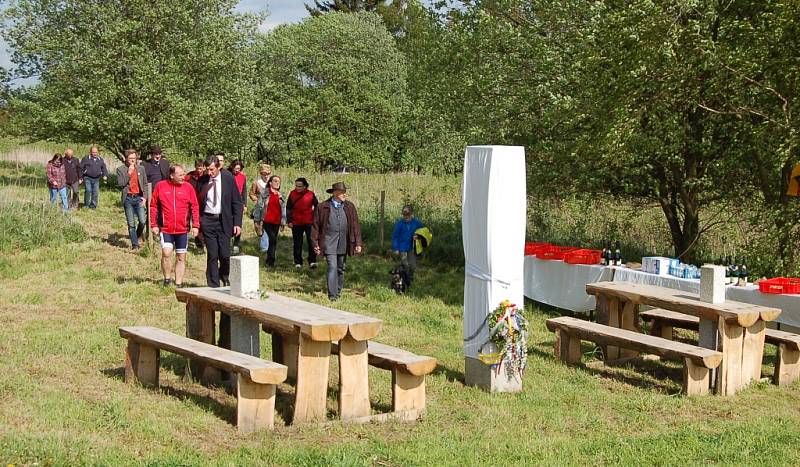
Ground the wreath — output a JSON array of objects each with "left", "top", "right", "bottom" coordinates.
[{"left": 478, "top": 300, "right": 528, "bottom": 377}]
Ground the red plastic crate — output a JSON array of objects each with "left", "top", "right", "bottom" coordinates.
[
  {"left": 564, "top": 249, "right": 602, "bottom": 265},
  {"left": 759, "top": 277, "right": 800, "bottom": 294},
  {"left": 524, "top": 242, "right": 552, "bottom": 256},
  {"left": 537, "top": 246, "right": 579, "bottom": 260}
]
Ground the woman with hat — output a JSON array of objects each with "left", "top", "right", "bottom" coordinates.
[{"left": 311, "top": 182, "right": 363, "bottom": 301}]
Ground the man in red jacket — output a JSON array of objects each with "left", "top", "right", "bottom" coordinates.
[{"left": 150, "top": 164, "right": 200, "bottom": 287}]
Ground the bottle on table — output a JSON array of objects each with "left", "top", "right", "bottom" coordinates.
[
  {"left": 605, "top": 241, "right": 613, "bottom": 266},
  {"left": 614, "top": 240, "right": 622, "bottom": 266},
  {"left": 740, "top": 262, "right": 749, "bottom": 286},
  {"left": 601, "top": 241, "right": 608, "bottom": 266}
]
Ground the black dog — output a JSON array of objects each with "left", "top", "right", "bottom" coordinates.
[{"left": 389, "top": 265, "right": 410, "bottom": 294}]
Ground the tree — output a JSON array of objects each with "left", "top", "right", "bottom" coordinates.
[
  {"left": 305, "top": 0, "right": 389, "bottom": 16},
  {"left": 255, "top": 12, "right": 408, "bottom": 171},
  {"left": 1, "top": 0, "right": 261, "bottom": 161}
]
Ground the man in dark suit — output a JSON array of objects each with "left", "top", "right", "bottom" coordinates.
[{"left": 198, "top": 153, "right": 243, "bottom": 287}]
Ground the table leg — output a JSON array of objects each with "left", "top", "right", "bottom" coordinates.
[
  {"left": 185, "top": 302, "right": 219, "bottom": 384},
  {"left": 292, "top": 334, "right": 331, "bottom": 424},
  {"left": 606, "top": 298, "right": 620, "bottom": 360},
  {"left": 619, "top": 301, "right": 638, "bottom": 358},
  {"left": 716, "top": 318, "right": 744, "bottom": 396},
  {"left": 740, "top": 320, "right": 766, "bottom": 386},
  {"left": 338, "top": 335, "right": 371, "bottom": 420},
  {"left": 272, "top": 331, "right": 299, "bottom": 381}
]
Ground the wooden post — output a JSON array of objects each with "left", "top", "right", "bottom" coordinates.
[
  {"left": 774, "top": 343, "right": 800, "bottom": 386},
  {"left": 619, "top": 301, "right": 638, "bottom": 358},
  {"left": 716, "top": 318, "right": 744, "bottom": 396},
  {"left": 338, "top": 335, "right": 370, "bottom": 420},
  {"left": 392, "top": 370, "right": 426, "bottom": 412},
  {"left": 292, "top": 334, "right": 332, "bottom": 424},
  {"left": 379, "top": 190, "right": 385, "bottom": 250},
  {"left": 740, "top": 320, "right": 766, "bottom": 387},
  {"left": 555, "top": 329, "right": 581, "bottom": 364},
  {"left": 145, "top": 182, "right": 153, "bottom": 242},
  {"left": 185, "top": 302, "right": 219, "bottom": 384},
  {"left": 683, "top": 358, "right": 710, "bottom": 396},
  {"left": 236, "top": 374, "right": 276, "bottom": 432},
  {"left": 124, "top": 341, "right": 159, "bottom": 387}
]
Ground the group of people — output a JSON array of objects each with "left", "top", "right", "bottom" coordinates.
[
  {"left": 46, "top": 144, "right": 426, "bottom": 300},
  {"left": 45, "top": 146, "right": 108, "bottom": 213}
]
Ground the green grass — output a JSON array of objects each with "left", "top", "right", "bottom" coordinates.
[{"left": 2, "top": 162, "right": 800, "bottom": 466}]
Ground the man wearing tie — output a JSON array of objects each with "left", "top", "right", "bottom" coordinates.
[{"left": 198, "top": 153, "right": 243, "bottom": 287}]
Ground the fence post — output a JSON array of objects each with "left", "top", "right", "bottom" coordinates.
[
  {"left": 145, "top": 182, "right": 152, "bottom": 242},
  {"left": 379, "top": 190, "right": 385, "bottom": 251}
]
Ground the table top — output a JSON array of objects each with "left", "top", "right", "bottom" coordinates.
[
  {"left": 586, "top": 281, "right": 781, "bottom": 327},
  {"left": 176, "top": 287, "right": 382, "bottom": 342}
]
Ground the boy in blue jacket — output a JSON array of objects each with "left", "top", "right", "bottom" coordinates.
[{"left": 391, "top": 205, "right": 424, "bottom": 285}]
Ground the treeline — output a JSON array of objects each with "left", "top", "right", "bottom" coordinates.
[{"left": 2, "top": 0, "right": 800, "bottom": 271}]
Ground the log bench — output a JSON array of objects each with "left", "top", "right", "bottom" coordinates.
[
  {"left": 546, "top": 316, "right": 722, "bottom": 395},
  {"left": 331, "top": 340, "right": 437, "bottom": 415},
  {"left": 119, "top": 326, "right": 287, "bottom": 432},
  {"left": 640, "top": 308, "right": 800, "bottom": 386}
]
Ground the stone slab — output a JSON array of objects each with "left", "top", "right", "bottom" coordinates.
[{"left": 464, "top": 356, "right": 523, "bottom": 393}]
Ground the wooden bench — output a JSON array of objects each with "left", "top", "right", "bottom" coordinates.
[
  {"left": 546, "top": 316, "right": 722, "bottom": 395},
  {"left": 331, "top": 341, "right": 437, "bottom": 416},
  {"left": 640, "top": 308, "right": 800, "bottom": 386},
  {"left": 119, "top": 326, "right": 288, "bottom": 432}
]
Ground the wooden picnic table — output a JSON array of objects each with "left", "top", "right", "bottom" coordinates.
[
  {"left": 586, "top": 281, "right": 781, "bottom": 395},
  {"left": 175, "top": 287, "right": 382, "bottom": 423}
]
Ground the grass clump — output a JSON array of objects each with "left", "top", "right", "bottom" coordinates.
[{"left": 0, "top": 181, "right": 86, "bottom": 252}]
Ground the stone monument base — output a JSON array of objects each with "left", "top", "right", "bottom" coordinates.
[{"left": 464, "top": 356, "right": 523, "bottom": 393}]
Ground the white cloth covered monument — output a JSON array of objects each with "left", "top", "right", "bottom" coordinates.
[{"left": 462, "top": 146, "right": 526, "bottom": 392}]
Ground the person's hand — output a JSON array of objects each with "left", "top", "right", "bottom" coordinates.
[
  {"left": 102, "top": 176, "right": 108, "bottom": 181},
  {"left": 355, "top": 245, "right": 362, "bottom": 255},
  {"left": 79, "top": 179, "right": 83, "bottom": 185},
  {"left": 314, "top": 246, "right": 321, "bottom": 255},
  {"left": 233, "top": 226, "right": 242, "bottom": 236},
  {"left": 288, "top": 223, "right": 293, "bottom": 228},
  {"left": 152, "top": 226, "right": 160, "bottom": 236},
  {"left": 139, "top": 198, "right": 145, "bottom": 207},
  {"left": 190, "top": 227, "right": 198, "bottom": 238}
]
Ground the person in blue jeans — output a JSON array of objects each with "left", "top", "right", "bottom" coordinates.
[
  {"left": 46, "top": 154, "right": 69, "bottom": 214},
  {"left": 80, "top": 145, "right": 108, "bottom": 209},
  {"left": 391, "top": 205, "right": 424, "bottom": 285},
  {"left": 116, "top": 149, "right": 148, "bottom": 249}
]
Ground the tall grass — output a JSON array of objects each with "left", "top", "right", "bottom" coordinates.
[{"left": 0, "top": 163, "right": 86, "bottom": 252}]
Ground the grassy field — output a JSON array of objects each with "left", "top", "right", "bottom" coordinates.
[{"left": 1, "top": 161, "right": 800, "bottom": 466}]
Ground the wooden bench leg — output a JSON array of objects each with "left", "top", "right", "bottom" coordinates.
[
  {"left": 125, "top": 341, "right": 159, "bottom": 387},
  {"left": 393, "top": 370, "right": 425, "bottom": 412},
  {"left": 338, "top": 335, "right": 371, "bottom": 420},
  {"left": 683, "top": 358, "right": 710, "bottom": 396},
  {"left": 237, "top": 374, "right": 276, "bottom": 432},
  {"left": 774, "top": 343, "right": 800, "bottom": 386},
  {"left": 554, "top": 329, "right": 581, "bottom": 364},
  {"left": 650, "top": 321, "right": 673, "bottom": 340},
  {"left": 185, "top": 303, "right": 219, "bottom": 384},
  {"left": 292, "top": 334, "right": 331, "bottom": 424}
]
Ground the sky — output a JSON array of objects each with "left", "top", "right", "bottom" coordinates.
[{"left": 0, "top": 0, "right": 312, "bottom": 86}]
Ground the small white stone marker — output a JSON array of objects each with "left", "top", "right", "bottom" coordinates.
[
  {"left": 229, "top": 255, "right": 261, "bottom": 358},
  {"left": 700, "top": 264, "right": 726, "bottom": 304}
]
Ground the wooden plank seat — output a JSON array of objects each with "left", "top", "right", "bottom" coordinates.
[
  {"left": 546, "top": 316, "right": 722, "bottom": 395},
  {"left": 119, "top": 326, "right": 287, "bottom": 433},
  {"left": 640, "top": 308, "right": 800, "bottom": 386},
  {"left": 330, "top": 341, "right": 437, "bottom": 414}
]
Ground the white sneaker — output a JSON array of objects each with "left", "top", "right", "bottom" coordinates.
[
  {"left": 309, "top": 262, "right": 318, "bottom": 269},
  {"left": 295, "top": 264, "right": 302, "bottom": 269}
]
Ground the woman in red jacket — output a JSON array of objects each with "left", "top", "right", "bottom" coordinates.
[
  {"left": 150, "top": 164, "right": 200, "bottom": 287},
  {"left": 287, "top": 177, "right": 319, "bottom": 268},
  {"left": 252, "top": 175, "right": 286, "bottom": 267}
]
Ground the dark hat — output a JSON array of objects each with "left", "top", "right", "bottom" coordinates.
[
  {"left": 150, "top": 145, "right": 163, "bottom": 155},
  {"left": 326, "top": 182, "right": 347, "bottom": 194}
]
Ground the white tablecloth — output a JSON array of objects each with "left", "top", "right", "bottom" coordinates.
[
  {"left": 523, "top": 258, "right": 800, "bottom": 327},
  {"left": 610, "top": 267, "right": 800, "bottom": 328},
  {"left": 523, "top": 256, "right": 613, "bottom": 311}
]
